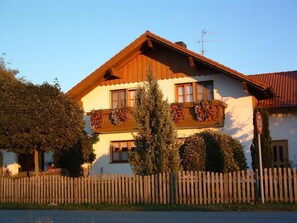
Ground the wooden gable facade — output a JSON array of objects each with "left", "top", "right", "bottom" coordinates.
[
  {"left": 100, "top": 42, "right": 220, "bottom": 87},
  {"left": 68, "top": 31, "right": 275, "bottom": 134},
  {"left": 68, "top": 31, "right": 274, "bottom": 101}
]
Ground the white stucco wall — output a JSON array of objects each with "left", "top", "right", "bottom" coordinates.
[
  {"left": 269, "top": 112, "right": 297, "bottom": 168},
  {"left": 89, "top": 132, "right": 135, "bottom": 175},
  {"left": 83, "top": 73, "right": 255, "bottom": 174}
]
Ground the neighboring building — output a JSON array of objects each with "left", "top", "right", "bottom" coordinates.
[
  {"left": 249, "top": 71, "right": 297, "bottom": 168},
  {"left": 67, "top": 31, "right": 275, "bottom": 174}
]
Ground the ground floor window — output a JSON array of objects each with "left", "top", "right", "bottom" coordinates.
[
  {"left": 111, "top": 141, "right": 135, "bottom": 163},
  {"left": 271, "top": 140, "right": 289, "bottom": 168}
]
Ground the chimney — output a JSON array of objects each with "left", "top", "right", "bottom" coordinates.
[{"left": 175, "top": 41, "right": 187, "bottom": 49}]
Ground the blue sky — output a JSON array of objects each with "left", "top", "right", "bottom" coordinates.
[{"left": 1, "top": 0, "right": 297, "bottom": 92}]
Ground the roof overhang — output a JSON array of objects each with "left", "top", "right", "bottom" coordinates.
[{"left": 67, "top": 31, "right": 275, "bottom": 101}]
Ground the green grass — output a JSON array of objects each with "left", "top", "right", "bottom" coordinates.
[{"left": 0, "top": 202, "right": 296, "bottom": 212}]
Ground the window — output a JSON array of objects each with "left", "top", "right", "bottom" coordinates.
[
  {"left": 111, "top": 89, "right": 136, "bottom": 108},
  {"left": 111, "top": 90, "right": 126, "bottom": 108},
  {"left": 175, "top": 81, "right": 214, "bottom": 102},
  {"left": 197, "top": 81, "right": 214, "bottom": 100},
  {"left": 128, "top": 89, "right": 136, "bottom": 107},
  {"left": 176, "top": 83, "right": 193, "bottom": 103},
  {"left": 271, "top": 140, "right": 289, "bottom": 167},
  {"left": 111, "top": 141, "right": 135, "bottom": 163}
]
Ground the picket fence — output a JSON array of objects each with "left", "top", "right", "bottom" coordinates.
[{"left": 0, "top": 168, "right": 296, "bottom": 204}]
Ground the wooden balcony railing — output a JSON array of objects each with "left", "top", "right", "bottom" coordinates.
[{"left": 90, "top": 100, "right": 227, "bottom": 133}]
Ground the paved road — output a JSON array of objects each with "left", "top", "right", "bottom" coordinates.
[{"left": 0, "top": 210, "right": 296, "bottom": 223}]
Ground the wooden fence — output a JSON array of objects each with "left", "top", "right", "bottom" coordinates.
[{"left": 0, "top": 168, "right": 296, "bottom": 204}]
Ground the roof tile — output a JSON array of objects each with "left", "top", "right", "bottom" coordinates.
[{"left": 249, "top": 71, "right": 297, "bottom": 109}]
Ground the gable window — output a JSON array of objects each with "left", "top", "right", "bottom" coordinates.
[
  {"left": 197, "top": 81, "right": 214, "bottom": 100},
  {"left": 176, "top": 83, "right": 193, "bottom": 103},
  {"left": 111, "top": 89, "right": 136, "bottom": 108},
  {"left": 111, "top": 141, "right": 135, "bottom": 163}
]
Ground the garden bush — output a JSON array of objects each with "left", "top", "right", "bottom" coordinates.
[
  {"left": 179, "top": 134, "right": 206, "bottom": 171},
  {"left": 180, "top": 130, "right": 247, "bottom": 172}
]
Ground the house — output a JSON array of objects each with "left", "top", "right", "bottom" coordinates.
[
  {"left": 67, "top": 31, "right": 276, "bottom": 174},
  {"left": 2, "top": 31, "right": 294, "bottom": 175},
  {"left": 249, "top": 71, "right": 297, "bottom": 168}
]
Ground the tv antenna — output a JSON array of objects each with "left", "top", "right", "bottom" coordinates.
[{"left": 197, "top": 29, "right": 217, "bottom": 56}]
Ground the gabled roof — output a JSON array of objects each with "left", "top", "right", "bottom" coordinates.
[
  {"left": 249, "top": 71, "right": 297, "bottom": 109},
  {"left": 67, "top": 30, "right": 275, "bottom": 101}
]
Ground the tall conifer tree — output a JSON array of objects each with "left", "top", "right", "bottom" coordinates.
[
  {"left": 129, "top": 68, "right": 180, "bottom": 175},
  {"left": 251, "top": 107, "right": 273, "bottom": 169}
]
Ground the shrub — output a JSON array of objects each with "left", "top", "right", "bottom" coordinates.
[
  {"left": 180, "top": 134, "right": 206, "bottom": 171},
  {"left": 180, "top": 130, "right": 247, "bottom": 172}
]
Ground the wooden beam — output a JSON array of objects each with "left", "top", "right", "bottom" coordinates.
[
  {"left": 147, "top": 38, "right": 153, "bottom": 48},
  {"left": 242, "top": 81, "right": 249, "bottom": 93},
  {"left": 189, "top": 56, "right": 195, "bottom": 67},
  {"left": 109, "top": 67, "right": 123, "bottom": 78}
]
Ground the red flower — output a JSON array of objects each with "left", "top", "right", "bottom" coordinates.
[
  {"left": 89, "top": 110, "right": 102, "bottom": 129},
  {"left": 194, "top": 100, "right": 217, "bottom": 122},
  {"left": 170, "top": 103, "right": 184, "bottom": 121}
]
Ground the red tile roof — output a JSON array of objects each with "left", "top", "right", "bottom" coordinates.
[{"left": 249, "top": 71, "right": 297, "bottom": 109}]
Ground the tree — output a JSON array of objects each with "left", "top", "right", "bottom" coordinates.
[
  {"left": 129, "top": 68, "right": 180, "bottom": 175},
  {"left": 53, "top": 131, "right": 98, "bottom": 177},
  {"left": 251, "top": 107, "right": 273, "bottom": 169},
  {"left": 0, "top": 58, "right": 85, "bottom": 175}
]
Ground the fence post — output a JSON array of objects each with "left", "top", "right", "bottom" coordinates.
[
  {"left": 255, "top": 169, "right": 259, "bottom": 202},
  {"left": 224, "top": 173, "right": 228, "bottom": 203},
  {"left": 73, "top": 177, "right": 78, "bottom": 204},
  {"left": 170, "top": 173, "right": 176, "bottom": 204}
]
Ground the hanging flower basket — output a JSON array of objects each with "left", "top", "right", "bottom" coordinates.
[
  {"left": 110, "top": 107, "right": 129, "bottom": 125},
  {"left": 89, "top": 109, "right": 102, "bottom": 129},
  {"left": 170, "top": 103, "right": 184, "bottom": 121},
  {"left": 194, "top": 100, "right": 217, "bottom": 122}
]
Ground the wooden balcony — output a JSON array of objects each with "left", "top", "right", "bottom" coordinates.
[{"left": 91, "top": 100, "right": 227, "bottom": 134}]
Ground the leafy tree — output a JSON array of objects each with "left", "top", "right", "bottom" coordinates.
[
  {"left": 53, "top": 131, "right": 98, "bottom": 177},
  {"left": 129, "top": 68, "right": 180, "bottom": 175},
  {"left": 180, "top": 130, "right": 247, "bottom": 172},
  {"left": 251, "top": 107, "right": 273, "bottom": 169},
  {"left": 0, "top": 58, "right": 85, "bottom": 175}
]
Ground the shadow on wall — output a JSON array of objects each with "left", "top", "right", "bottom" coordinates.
[
  {"left": 90, "top": 154, "right": 133, "bottom": 175},
  {"left": 89, "top": 154, "right": 110, "bottom": 175},
  {"left": 223, "top": 106, "right": 253, "bottom": 143},
  {"left": 222, "top": 105, "right": 254, "bottom": 168}
]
